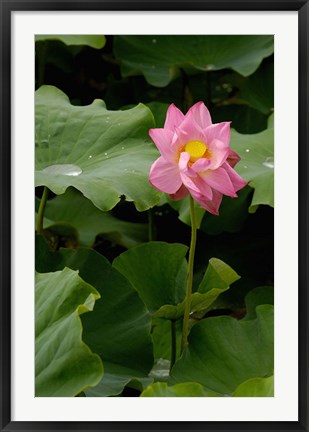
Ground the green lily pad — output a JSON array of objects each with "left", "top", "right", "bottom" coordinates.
[
  {"left": 226, "top": 62, "right": 274, "bottom": 115},
  {"left": 35, "top": 239, "right": 154, "bottom": 396},
  {"left": 114, "top": 35, "right": 274, "bottom": 87},
  {"left": 244, "top": 286, "right": 274, "bottom": 320},
  {"left": 57, "top": 248, "right": 154, "bottom": 396},
  {"left": 35, "top": 268, "right": 103, "bottom": 396},
  {"left": 113, "top": 242, "right": 188, "bottom": 313},
  {"left": 36, "top": 187, "right": 148, "bottom": 247},
  {"left": 154, "top": 258, "right": 240, "bottom": 320},
  {"left": 85, "top": 370, "right": 153, "bottom": 397},
  {"left": 199, "top": 257, "right": 240, "bottom": 293},
  {"left": 142, "top": 375, "right": 274, "bottom": 397},
  {"left": 141, "top": 381, "right": 220, "bottom": 397},
  {"left": 231, "top": 128, "right": 274, "bottom": 212},
  {"left": 233, "top": 375, "right": 274, "bottom": 397},
  {"left": 268, "top": 113, "right": 274, "bottom": 128},
  {"left": 150, "top": 319, "right": 185, "bottom": 376},
  {"left": 240, "top": 63, "right": 274, "bottom": 114},
  {"left": 35, "top": 85, "right": 160, "bottom": 211},
  {"left": 170, "top": 305, "right": 274, "bottom": 394},
  {"left": 35, "top": 35, "right": 106, "bottom": 49},
  {"left": 113, "top": 247, "right": 239, "bottom": 321},
  {"left": 152, "top": 319, "right": 173, "bottom": 362}
]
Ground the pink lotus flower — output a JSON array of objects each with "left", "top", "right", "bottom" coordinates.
[{"left": 149, "top": 102, "right": 247, "bottom": 215}]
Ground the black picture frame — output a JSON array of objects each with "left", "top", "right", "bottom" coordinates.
[{"left": 1, "top": 0, "right": 308, "bottom": 431}]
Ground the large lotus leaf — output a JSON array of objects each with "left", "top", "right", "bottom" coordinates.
[
  {"left": 233, "top": 375, "right": 274, "bottom": 397},
  {"left": 154, "top": 258, "right": 240, "bottom": 320},
  {"left": 35, "top": 268, "right": 103, "bottom": 396},
  {"left": 35, "top": 35, "right": 106, "bottom": 49},
  {"left": 114, "top": 35, "right": 274, "bottom": 87},
  {"left": 226, "top": 62, "right": 274, "bottom": 115},
  {"left": 244, "top": 286, "right": 274, "bottom": 320},
  {"left": 36, "top": 187, "right": 148, "bottom": 247},
  {"left": 35, "top": 85, "right": 160, "bottom": 211},
  {"left": 113, "top": 242, "right": 188, "bottom": 313},
  {"left": 35, "top": 240, "right": 154, "bottom": 396},
  {"left": 141, "top": 382, "right": 220, "bottom": 397},
  {"left": 85, "top": 370, "right": 153, "bottom": 397},
  {"left": 199, "top": 257, "right": 240, "bottom": 293},
  {"left": 142, "top": 376, "right": 273, "bottom": 397},
  {"left": 150, "top": 319, "right": 183, "bottom": 378},
  {"left": 152, "top": 319, "right": 173, "bottom": 361},
  {"left": 170, "top": 305, "right": 274, "bottom": 394},
  {"left": 268, "top": 113, "right": 274, "bottom": 128},
  {"left": 231, "top": 128, "right": 274, "bottom": 212},
  {"left": 56, "top": 248, "right": 154, "bottom": 396}
]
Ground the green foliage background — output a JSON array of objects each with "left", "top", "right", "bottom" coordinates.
[{"left": 35, "top": 35, "right": 274, "bottom": 397}]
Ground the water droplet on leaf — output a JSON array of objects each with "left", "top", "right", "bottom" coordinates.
[
  {"left": 41, "top": 164, "right": 82, "bottom": 176},
  {"left": 263, "top": 157, "right": 274, "bottom": 168},
  {"left": 149, "top": 358, "right": 170, "bottom": 380}
]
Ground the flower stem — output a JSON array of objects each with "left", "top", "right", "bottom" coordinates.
[
  {"left": 181, "top": 195, "right": 197, "bottom": 353},
  {"left": 36, "top": 186, "right": 49, "bottom": 235},
  {"left": 170, "top": 319, "right": 177, "bottom": 372}
]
